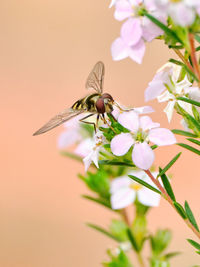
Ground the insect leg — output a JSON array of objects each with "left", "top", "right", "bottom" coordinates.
[
  {"left": 79, "top": 113, "right": 97, "bottom": 133},
  {"left": 96, "top": 114, "right": 100, "bottom": 130},
  {"left": 101, "top": 114, "right": 117, "bottom": 133}
]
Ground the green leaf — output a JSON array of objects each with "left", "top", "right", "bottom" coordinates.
[
  {"left": 187, "top": 239, "right": 200, "bottom": 250},
  {"left": 195, "top": 34, "right": 200, "bottom": 43},
  {"left": 185, "top": 201, "right": 199, "bottom": 231},
  {"left": 177, "top": 143, "right": 200, "bottom": 156},
  {"left": 82, "top": 195, "right": 112, "bottom": 210},
  {"left": 99, "top": 160, "right": 134, "bottom": 167},
  {"left": 196, "top": 46, "right": 200, "bottom": 52},
  {"left": 79, "top": 169, "right": 110, "bottom": 198},
  {"left": 177, "top": 97, "right": 200, "bottom": 107},
  {"left": 185, "top": 113, "right": 200, "bottom": 133},
  {"left": 164, "top": 251, "right": 181, "bottom": 260},
  {"left": 158, "top": 153, "right": 181, "bottom": 178},
  {"left": 109, "top": 220, "right": 128, "bottom": 242},
  {"left": 187, "top": 138, "right": 200, "bottom": 147},
  {"left": 60, "top": 151, "right": 82, "bottom": 162},
  {"left": 159, "top": 170, "right": 176, "bottom": 201},
  {"left": 86, "top": 223, "right": 121, "bottom": 242},
  {"left": 127, "top": 228, "right": 139, "bottom": 252},
  {"left": 103, "top": 249, "right": 133, "bottom": 267},
  {"left": 169, "top": 59, "right": 199, "bottom": 82},
  {"left": 173, "top": 202, "right": 187, "bottom": 219},
  {"left": 172, "top": 129, "right": 198, "bottom": 138},
  {"left": 128, "top": 175, "right": 161, "bottom": 195},
  {"left": 144, "top": 13, "right": 182, "bottom": 44},
  {"left": 150, "top": 229, "right": 172, "bottom": 255}
]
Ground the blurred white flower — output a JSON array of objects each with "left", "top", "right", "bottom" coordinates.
[{"left": 110, "top": 170, "right": 161, "bottom": 209}]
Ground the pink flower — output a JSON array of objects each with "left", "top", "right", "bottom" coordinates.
[
  {"left": 111, "top": 0, "right": 165, "bottom": 63},
  {"left": 57, "top": 114, "right": 84, "bottom": 149},
  {"left": 111, "top": 111, "right": 176, "bottom": 170},
  {"left": 110, "top": 170, "right": 161, "bottom": 209},
  {"left": 155, "top": 0, "right": 200, "bottom": 26}
]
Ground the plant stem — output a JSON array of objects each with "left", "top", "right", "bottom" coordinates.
[
  {"left": 144, "top": 169, "right": 200, "bottom": 240},
  {"left": 137, "top": 252, "right": 145, "bottom": 267},
  {"left": 173, "top": 48, "right": 193, "bottom": 71},
  {"left": 188, "top": 33, "right": 200, "bottom": 87},
  {"left": 121, "top": 209, "right": 146, "bottom": 267},
  {"left": 121, "top": 208, "right": 131, "bottom": 226}
]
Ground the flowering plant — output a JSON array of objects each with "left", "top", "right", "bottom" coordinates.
[{"left": 58, "top": 1, "right": 200, "bottom": 266}]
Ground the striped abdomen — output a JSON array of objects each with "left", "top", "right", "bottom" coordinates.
[{"left": 71, "top": 93, "right": 100, "bottom": 113}]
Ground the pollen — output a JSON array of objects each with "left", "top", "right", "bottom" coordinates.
[{"left": 130, "top": 183, "right": 142, "bottom": 191}]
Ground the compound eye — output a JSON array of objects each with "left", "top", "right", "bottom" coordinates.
[{"left": 96, "top": 97, "right": 105, "bottom": 114}]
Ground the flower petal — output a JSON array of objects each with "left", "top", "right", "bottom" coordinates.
[
  {"left": 169, "top": 3, "right": 195, "bottom": 26},
  {"left": 138, "top": 186, "right": 161, "bottom": 207},
  {"left": 139, "top": 116, "right": 160, "bottom": 131},
  {"left": 75, "top": 138, "right": 94, "bottom": 157},
  {"left": 110, "top": 176, "right": 132, "bottom": 194},
  {"left": 114, "top": 0, "right": 133, "bottom": 21},
  {"left": 57, "top": 130, "right": 81, "bottom": 149},
  {"left": 111, "top": 37, "right": 129, "bottom": 61},
  {"left": 111, "top": 187, "right": 136, "bottom": 209},
  {"left": 134, "top": 105, "right": 154, "bottom": 114},
  {"left": 128, "top": 39, "right": 145, "bottom": 64},
  {"left": 111, "top": 133, "right": 134, "bottom": 156},
  {"left": 132, "top": 142, "right": 155, "bottom": 170},
  {"left": 118, "top": 110, "right": 139, "bottom": 132},
  {"left": 163, "top": 101, "right": 175, "bottom": 122},
  {"left": 121, "top": 18, "right": 142, "bottom": 46},
  {"left": 149, "top": 128, "right": 176, "bottom": 146}
]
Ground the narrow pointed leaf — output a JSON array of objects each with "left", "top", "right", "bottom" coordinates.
[
  {"left": 185, "top": 201, "right": 199, "bottom": 231},
  {"left": 99, "top": 160, "right": 134, "bottom": 167},
  {"left": 187, "top": 239, "right": 200, "bottom": 250},
  {"left": 173, "top": 202, "right": 187, "bottom": 219},
  {"left": 177, "top": 143, "right": 200, "bottom": 155},
  {"left": 172, "top": 129, "right": 198, "bottom": 138},
  {"left": 177, "top": 97, "right": 200, "bottom": 107},
  {"left": 195, "top": 34, "right": 200, "bottom": 43},
  {"left": 144, "top": 13, "right": 182, "bottom": 43},
  {"left": 86, "top": 223, "right": 121, "bottom": 242},
  {"left": 159, "top": 170, "right": 176, "bottom": 201},
  {"left": 169, "top": 59, "right": 199, "bottom": 81},
  {"left": 128, "top": 175, "right": 161, "bottom": 194},
  {"left": 164, "top": 251, "right": 181, "bottom": 259},
  {"left": 187, "top": 138, "right": 200, "bottom": 147},
  {"left": 127, "top": 228, "right": 139, "bottom": 252},
  {"left": 82, "top": 195, "right": 112, "bottom": 210},
  {"left": 185, "top": 114, "right": 200, "bottom": 133},
  {"left": 158, "top": 153, "right": 181, "bottom": 177}
]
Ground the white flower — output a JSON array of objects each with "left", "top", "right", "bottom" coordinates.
[
  {"left": 145, "top": 62, "right": 193, "bottom": 122},
  {"left": 110, "top": 170, "right": 161, "bottom": 209},
  {"left": 57, "top": 114, "right": 84, "bottom": 149},
  {"left": 83, "top": 131, "right": 106, "bottom": 172}
]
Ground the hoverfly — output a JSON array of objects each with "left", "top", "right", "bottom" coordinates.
[{"left": 33, "top": 61, "right": 119, "bottom": 136}]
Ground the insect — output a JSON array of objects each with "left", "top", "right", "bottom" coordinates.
[{"left": 33, "top": 61, "right": 119, "bottom": 136}]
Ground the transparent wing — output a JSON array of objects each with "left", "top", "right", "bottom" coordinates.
[
  {"left": 85, "top": 61, "right": 105, "bottom": 94},
  {"left": 33, "top": 108, "right": 84, "bottom": 136}
]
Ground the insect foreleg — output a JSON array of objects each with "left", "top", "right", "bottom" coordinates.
[{"left": 79, "top": 113, "right": 97, "bottom": 133}]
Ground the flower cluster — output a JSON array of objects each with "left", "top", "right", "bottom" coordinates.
[
  {"left": 110, "top": 0, "right": 165, "bottom": 63},
  {"left": 145, "top": 63, "right": 200, "bottom": 126}
]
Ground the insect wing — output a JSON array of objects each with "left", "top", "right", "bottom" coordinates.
[
  {"left": 33, "top": 108, "right": 84, "bottom": 135},
  {"left": 85, "top": 61, "right": 105, "bottom": 94}
]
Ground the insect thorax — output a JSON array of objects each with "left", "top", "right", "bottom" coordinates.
[{"left": 71, "top": 93, "right": 100, "bottom": 113}]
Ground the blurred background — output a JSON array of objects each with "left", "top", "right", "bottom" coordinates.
[{"left": 1, "top": 0, "right": 200, "bottom": 266}]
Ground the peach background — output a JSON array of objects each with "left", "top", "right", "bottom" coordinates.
[{"left": 1, "top": 0, "right": 200, "bottom": 266}]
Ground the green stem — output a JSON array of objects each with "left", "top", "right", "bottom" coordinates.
[
  {"left": 188, "top": 33, "right": 200, "bottom": 87},
  {"left": 144, "top": 169, "right": 200, "bottom": 240},
  {"left": 137, "top": 252, "right": 145, "bottom": 267},
  {"left": 173, "top": 48, "right": 193, "bottom": 71}
]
